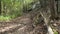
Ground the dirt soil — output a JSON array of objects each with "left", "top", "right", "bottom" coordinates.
[
  {"left": 0, "top": 8, "right": 60, "bottom": 34},
  {"left": 0, "top": 15, "right": 60, "bottom": 34}
]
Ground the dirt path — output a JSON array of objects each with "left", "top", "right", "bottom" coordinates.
[
  {"left": 1, "top": 16, "right": 59, "bottom": 34},
  {"left": 0, "top": 7, "right": 60, "bottom": 34},
  {"left": 0, "top": 7, "right": 42, "bottom": 34}
]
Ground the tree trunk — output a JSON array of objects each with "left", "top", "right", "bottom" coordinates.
[
  {"left": 39, "top": 0, "right": 55, "bottom": 34},
  {"left": 0, "top": 0, "right": 1, "bottom": 15},
  {"left": 49, "top": 0, "right": 57, "bottom": 20}
]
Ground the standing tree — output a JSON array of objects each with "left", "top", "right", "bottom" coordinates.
[
  {"left": 0, "top": 0, "right": 1, "bottom": 15},
  {"left": 39, "top": 0, "right": 58, "bottom": 34},
  {"left": 49, "top": 0, "right": 57, "bottom": 20}
]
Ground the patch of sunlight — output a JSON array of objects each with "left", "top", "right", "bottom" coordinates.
[
  {"left": 24, "top": 0, "right": 34, "bottom": 4},
  {"left": 54, "top": 31, "right": 58, "bottom": 34},
  {"left": 0, "top": 15, "right": 11, "bottom": 21},
  {"left": 53, "top": 29, "right": 58, "bottom": 34}
]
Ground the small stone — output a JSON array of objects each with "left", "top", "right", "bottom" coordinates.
[{"left": 53, "top": 24, "right": 57, "bottom": 27}]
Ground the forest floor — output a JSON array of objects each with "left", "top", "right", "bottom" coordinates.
[
  {"left": 0, "top": 14, "right": 60, "bottom": 34},
  {"left": 0, "top": 15, "right": 47, "bottom": 34},
  {"left": 0, "top": 8, "right": 60, "bottom": 34}
]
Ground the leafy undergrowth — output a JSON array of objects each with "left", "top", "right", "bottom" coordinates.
[
  {"left": 0, "top": 15, "right": 18, "bottom": 21},
  {"left": 0, "top": 15, "right": 11, "bottom": 21},
  {"left": 54, "top": 31, "right": 58, "bottom": 34}
]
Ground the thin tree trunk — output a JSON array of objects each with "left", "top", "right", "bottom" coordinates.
[
  {"left": 49, "top": 0, "right": 56, "bottom": 20},
  {"left": 0, "top": 0, "right": 1, "bottom": 15}
]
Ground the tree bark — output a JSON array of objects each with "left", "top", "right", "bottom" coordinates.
[
  {"left": 39, "top": 0, "right": 55, "bottom": 34},
  {"left": 49, "top": 0, "right": 57, "bottom": 20},
  {"left": 0, "top": 0, "right": 1, "bottom": 15}
]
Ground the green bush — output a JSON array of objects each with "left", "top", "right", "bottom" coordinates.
[
  {"left": 0, "top": 15, "right": 11, "bottom": 21},
  {"left": 54, "top": 31, "right": 58, "bottom": 34},
  {"left": 1, "top": 0, "right": 36, "bottom": 21}
]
